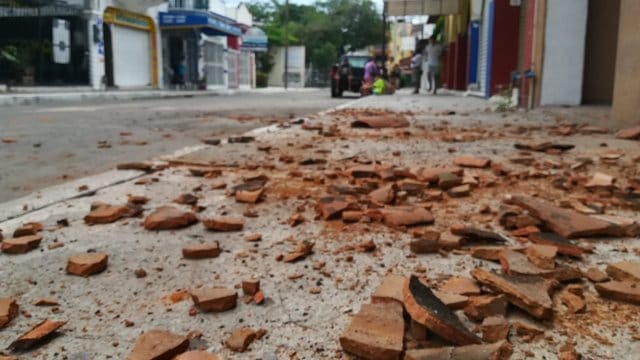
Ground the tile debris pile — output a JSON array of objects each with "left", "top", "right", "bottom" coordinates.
[{"left": 1, "top": 108, "right": 640, "bottom": 358}]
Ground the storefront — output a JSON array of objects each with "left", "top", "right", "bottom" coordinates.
[
  {"left": 159, "top": 9, "right": 242, "bottom": 89},
  {"left": 103, "top": 6, "right": 158, "bottom": 88}
]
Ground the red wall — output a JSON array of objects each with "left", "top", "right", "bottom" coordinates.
[
  {"left": 520, "top": 0, "right": 536, "bottom": 107},
  {"left": 454, "top": 35, "right": 468, "bottom": 90},
  {"left": 490, "top": 0, "right": 520, "bottom": 95}
]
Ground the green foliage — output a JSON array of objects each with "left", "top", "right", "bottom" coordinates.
[{"left": 247, "top": 0, "right": 382, "bottom": 72}]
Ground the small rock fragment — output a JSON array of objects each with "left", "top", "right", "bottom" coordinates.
[
  {"left": 182, "top": 242, "right": 221, "bottom": 259},
  {"left": 463, "top": 295, "right": 508, "bottom": 321},
  {"left": 174, "top": 351, "right": 221, "bottom": 360},
  {"left": 134, "top": 268, "right": 148, "bottom": 278},
  {"left": 33, "top": 298, "right": 59, "bottom": 307},
  {"left": 283, "top": 241, "right": 314, "bottom": 263},
  {"left": 355, "top": 239, "right": 376, "bottom": 253},
  {"left": 144, "top": 206, "right": 198, "bottom": 231},
  {"left": 190, "top": 287, "right": 237, "bottom": 312},
  {"left": 202, "top": 216, "right": 244, "bottom": 231},
  {"left": 244, "top": 233, "right": 262, "bottom": 242},
  {"left": 84, "top": 204, "right": 129, "bottom": 224},
  {"left": 529, "top": 232, "right": 584, "bottom": 258},
  {"left": 225, "top": 328, "right": 256, "bottom": 352},
  {"left": 585, "top": 267, "right": 608, "bottom": 283},
  {"left": 595, "top": 281, "right": 640, "bottom": 305},
  {"left": 448, "top": 184, "right": 470, "bottom": 197},
  {"left": 559, "top": 289, "right": 586, "bottom": 313},
  {"left": 66, "top": 252, "right": 108, "bottom": 277},
  {"left": 12, "top": 222, "right": 43, "bottom": 237},
  {"left": 242, "top": 279, "right": 260, "bottom": 296},
  {"left": 514, "top": 321, "right": 545, "bottom": 342},
  {"left": 454, "top": 156, "right": 491, "bottom": 168},
  {"left": 480, "top": 315, "right": 510, "bottom": 343},
  {"left": 128, "top": 329, "right": 189, "bottom": 360},
  {"left": 526, "top": 244, "right": 557, "bottom": 270},
  {"left": 1, "top": 235, "right": 42, "bottom": 254},
  {"left": 9, "top": 319, "right": 66, "bottom": 350},
  {"left": 438, "top": 277, "right": 481, "bottom": 296},
  {"left": 404, "top": 340, "right": 512, "bottom": 360},
  {"left": 0, "top": 298, "right": 19, "bottom": 328}
]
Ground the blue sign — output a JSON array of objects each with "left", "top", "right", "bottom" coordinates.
[{"left": 159, "top": 10, "right": 242, "bottom": 37}]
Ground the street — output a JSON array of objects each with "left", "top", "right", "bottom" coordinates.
[{"left": 0, "top": 89, "right": 352, "bottom": 203}]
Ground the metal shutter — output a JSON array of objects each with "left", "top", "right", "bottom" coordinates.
[{"left": 112, "top": 25, "right": 151, "bottom": 88}]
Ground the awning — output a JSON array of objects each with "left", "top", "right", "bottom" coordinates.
[
  {"left": 384, "top": 0, "right": 461, "bottom": 16},
  {"left": 159, "top": 10, "right": 242, "bottom": 37},
  {"left": 241, "top": 27, "right": 268, "bottom": 52}
]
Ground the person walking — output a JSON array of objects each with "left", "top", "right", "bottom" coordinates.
[
  {"left": 410, "top": 50, "right": 423, "bottom": 94},
  {"left": 363, "top": 57, "right": 379, "bottom": 86},
  {"left": 425, "top": 37, "right": 443, "bottom": 94}
]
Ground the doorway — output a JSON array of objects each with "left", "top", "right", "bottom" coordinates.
[
  {"left": 582, "top": 0, "right": 620, "bottom": 104},
  {"left": 103, "top": 22, "right": 114, "bottom": 87}
]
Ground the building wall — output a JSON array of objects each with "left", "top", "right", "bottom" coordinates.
[
  {"left": 540, "top": 0, "right": 588, "bottom": 105},
  {"left": 268, "top": 46, "right": 306, "bottom": 88},
  {"left": 582, "top": 0, "right": 620, "bottom": 104},
  {"left": 611, "top": 0, "right": 640, "bottom": 126}
]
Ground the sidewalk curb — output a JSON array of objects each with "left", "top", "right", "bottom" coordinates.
[{"left": 0, "top": 93, "right": 369, "bottom": 223}]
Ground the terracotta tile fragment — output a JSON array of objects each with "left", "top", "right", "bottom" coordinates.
[
  {"left": 404, "top": 340, "right": 512, "bottom": 360},
  {"left": 9, "top": 319, "right": 66, "bottom": 350},
  {"left": 499, "top": 249, "right": 581, "bottom": 281},
  {"left": 470, "top": 246, "right": 506, "bottom": 261},
  {"left": 403, "top": 276, "right": 481, "bottom": 345},
  {"left": 606, "top": 261, "right": 640, "bottom": 283},
  {"left": 508, "top": 195, "right": 622, "bottom": 238},
  {"left": 595, "top": 281, "right": 640, "bottom": 305},
  {"left": 514, "top": 321, "right": 544, "bottom": 342},
  {"left": 351, "top": 115, "right": 409, "bottom": 128},
  {"left": 371, "top": 274, "right": 406, "bottom": 306},
  {"left": 463, "top": 294, "right": 508, "bottom": 321},
  {"left": 33, "top": 298, "right": 59, "bottom": 307},
  {"left": 244, "top": 233, "right": 262, "bottom": 242},
  {"left": 317, "top": 196, "right": 350, "bottom": 220},
  {"left": 432, "top": 291, "right": 469, "bottom": 310},
  {"left": 116, "top": 162, "right": 153, "bottom": 171},
  {"left": 528, "top": 232, "right": 584, "bottom": 258},
  {"left": 66, "top": 252, "right": 108, "bottom": 277},
  {"left": 128, "top": 329, "right": 189, "bottom": 360},
  {"left": 558, "top": 289, "right": 586, "bottom": 313},
  {"left": 84, "top": 204, "right": 129, "bottom": 224},
  {"left": 0, "top": 297, "right": 19, "bottom": 328},
  {"left": 342, "top": 210, "right": 363, "bottom": 223},
  {"left": 190, "top": 287, "right": 237, "bottom": 312},
  {"left": 339, "top": 302, "right": 405, "bottom": 360},
  {"left": 480, "top": 315, "right": 510, "bottom": 343},
  {"left": 454, "top": 156, "right": 491, "bottom": 168},
  {"left": 450, "top": 225, "right": 508, "bottom": 244},
  {"left": 12, "top": 222, "right": 43, "bottom": 237},
  {"left": 615, "top": 126, "right": 640, "bottom": 140},
  {"left": 283, "top": 241, "right": 314, "bottom": 263},
  {"left": 225, "top": 328, "right": 256, "bottom": 352},
  {"left": 144, "top": 206, "right": 198, "bottom": 231},
  {"left": 379, "top": 206, "right": 434, "bottom": 227},
  {"left": 585, "top": 267, "right": 608, "bottom": 283},
  {"left": 526, "top": 244, "right": 557, "bottom": 270},
  {"left": 174, "top": 351, "right": 221, "bottom": 360},
  {"left": 471, "top": 268, "right": 554, "bottom": 319},
  {"left": 182, "top": 242, "right": 221, "bottom": 259},
  {"left": 202, "top": 216, "right": 244, "bottom": 231},
  {"left": 448, "top": 184, "right": 471, "bottom": 197},
  {"left": 1, "top": 234, "right": 42, "bottom": 254},
  {"left": 242, "top": 279, "right": 260, "bottom": 296},
  {"left": 438, "top": 277, "right": 481, "bottom": 296}
]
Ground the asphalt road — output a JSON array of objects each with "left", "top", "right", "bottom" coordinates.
[{"left": 0, "top": 89, "right": 353, "bottom": 203}]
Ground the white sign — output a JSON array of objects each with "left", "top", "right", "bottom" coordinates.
[
  {"left": 52, "top": 18, "right": 70, "bottom": 64},
  {"left": 401, "top": 36, "right": 416, "bottom": 51}
]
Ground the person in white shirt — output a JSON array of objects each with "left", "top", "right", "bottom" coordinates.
[
  {"left": 410, "top": 50, "right": 423, "bottom": 94},
  {"left": 425, "top": 37, "right": 443, "bottom": 94}
]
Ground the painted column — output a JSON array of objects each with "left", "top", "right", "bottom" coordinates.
[{"left": 611, "top": 0, "right": 640, "bottom": 126}]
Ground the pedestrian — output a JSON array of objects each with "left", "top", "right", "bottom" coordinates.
[
  {"left": 410, "top": 50, "right": 423, "bottom": 94},
  {"left": 338, "top": 57, "right": 352, "bottom": 92},
  {"left": 363, "top": 57, "right": 379, "bottom": 88},
  {"left": 425, "top": 37, "right": 443, "bottom": 94}
]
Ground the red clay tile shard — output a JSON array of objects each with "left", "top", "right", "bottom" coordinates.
[
  {"left": 128, "top": 329, "right": 189, "bottom": 360},
  {"left": 438, "top": 172, "right": 463, "bottom": 190},
  {"left": 12, "top": 222, "right": 43, "bottom": 237},
  {"left": 84, "top": 204, "right": 129, "bottom": 224},
  {"left": 432, "top": 291, "right": 469, "bottom": 310},
  {"left": 471, "top": 268, "right": 554, "bottom": 319},
  {"left": 595, "top": 281, "right": 640, "bottom": 305},
  {"left": 404, "top": 340, "right": 513, "bottom": 360},
  {"left": 615, "top": 126, "right": 640, "bottom": 140},
  {"left": 371, "top": 274, "right": 406, "bottom": 306},
  {"left": 379, "top": 206, "right": 434, "bottom": 227},
  {"left": 447, "top": 184, "right": 471, "bottom": 197},
  {"left": 368, "top": 183, "right": 397, "bottom": 205},
  {"left": 559, "top": 289, "right": 586, "bottom": 313},
  {"left": 283, "top": 241, "right": 314, "bottom": 263},
  {"left": 606, "top": 261, "right": 640, "bottom": 283},
  {"left": 514, "top": 321, "right": 544, "bottom": 342},
  {"left": 0, "top": 298, "right": 19, "bottom": 328},
  {"left": 403, "top": 275, "right": 481, "bottom": 346},
  {"left": 470, "top": 246, "right": 506, "bottom": 261},
  {"left": 9, "top": 319, "right": 66, "bottom": 350},
  {"left": 174, "top": 351, "right": 221, "bottom": 360},
  {"left": 453, "top": 156, "right": 491, "bottom": 168},
  {"left": 202, "top": 216, "right": 244, "bottom": 231},
  {"left": 346, "top": 165, "right": 379, "bottom": 178},
  {"left": 235, "top": 187, "right": 264, "bottom": 204},
  {"left": 526, "top": 244, "right": 557, "bottom": 269},
  {"left": 499, "top": 249, "right": 581, "bottom": 281},
  {"left": 225, "top": 328, "right": 256, "bottom": 352},
  {"left": 585, "top": 267, "right": 609, "bottom": 283},
  {"left": 412, "top": 167, "right": 463, "bottom": 183},
  {"left": 66, "top": 252, "right": 108, "bottom": 277},
  {"left": 317, "top": 196, "right": 350, "bottom": 220},
  {"left": 528, "top": 232, "right": 584, "bottom": 258},
  {"left": 182, "top": 242, "right": 221, "bottom": 259},
  {"left": 117, "top": 162, "right": 153, "bottom": 172},
  {"left": 34, "top": 298, "right": 59, "bottom": 307},
  {"left": 144, "top": 206, "right": 198, "bottom": 231},
  {"left": 508, "top": 195, "right": 621, "bottom": 238},
  {"left": 174, "top": 193, "right": 198, "bottom": 205},
  {"left": 287, "top": 213, "right": 305, "bottom": 227},
  {"left": 410, "top": 238, "right": 439, "bottom": 254},
  {"left": 585, "top": 172, "right": 615, "bottom": 189},
  {"left": 339, "top": 302, "right": 405, "bottom": 360},
  {"left": 190, "top": 287, "right": 237, "bottom": 312},
  {"left": 342, "top": 210, "right": 364, "bottom": 223},
  {"left": 242, "top": 279, "right": 260, "bottom": 296},
  {"left": 450, "top": 225, "right": 509, "bottom": 244},
  {"left": 480, "top": 315, "right": 510, "bottom": 343},
  {"left": 1, "top": 234, "right": 42, "bottom": 254},
  {"left": 463, "top": 295, "right": 508, "bottom": 321},
  {"left": 351, "top": 115, "right": 410, "bottom": 128},
  {"left": 438, "top": 277, "right": 481, "bottom": 296},
  {"left": 128, "top": 195, "right": 150, "bottom": 205}
]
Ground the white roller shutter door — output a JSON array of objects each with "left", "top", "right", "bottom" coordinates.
[{"left": 112, "top": 25, "right": 151, "bottom": 88}]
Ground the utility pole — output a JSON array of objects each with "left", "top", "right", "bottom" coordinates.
[{"left": 283, "top": 0, "right": 289, "bottom": 89}]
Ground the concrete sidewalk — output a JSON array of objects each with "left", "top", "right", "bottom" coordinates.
[
  {"left": 0, "top": 86, "right": 317, "bottom": 107},
  {"left": 0, "top": 91, "right": 639, "bottom": 359}
]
